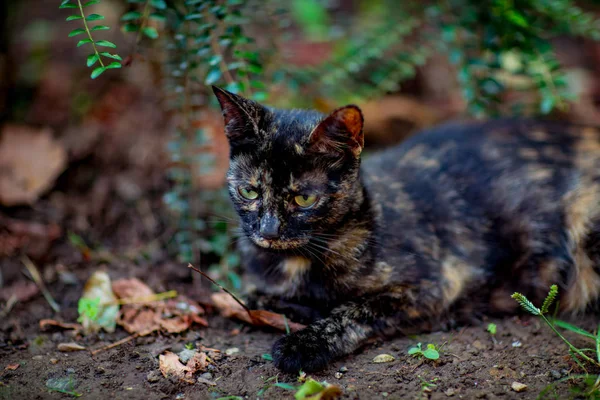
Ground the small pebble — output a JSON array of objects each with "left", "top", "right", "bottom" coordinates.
[
  {"left": 225, "top": 347, "right": 240, "bottom": 356},
  {"left": 511, "top": 341, "right": 522, "bottom": 348},
  {"left": 200, "top": 372, "right": 213, "bottom": 380},
  {"left": 197, "top": 377, "right": 217, "bottom": 386},
  {"left": 549, "top": 370, "right": 561, "bottom": 380},
  {"left": 445, "top": 388, "right": 456, "bottom": 396},
  {"left": 178, "top": 348, "right": 196, "bottom": 363},
  {"left": 334, "top": 372, "right": 343, "bottom": 379},
  {"left": 511, "top": 382, "right": 527, "bottom": 392},
  {"left": 50, "top": 358, "right": 59, "bottom": 364},
  {"left": 32, "top": 355, "right": 44, "bottom": 361},
  {"left": 66, "top": 368, "right": 75, "bottom": 374},
  {"left": 372, "top": 354, "right": 395, "bottom": 363},
  {"left": 382, "top": 393, "right": 388, "bottom": 397},
  {"left": 147, "top": 371, "right": 161, "bottom": 383},
  {"left": 339, "top": 366, "right": 348, "bottom": 373},
  {"left": 472, "top": 340, "right": 486, "bottom": 350}
]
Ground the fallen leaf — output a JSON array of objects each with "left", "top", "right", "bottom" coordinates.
[
  {"left": 185, "top": 352, "right": 208, "bottom": 379},
  {"left": 113, "top": 278, "right": 206, "bottom": 335},
  {"left": 0, "top": 125, "right": 67, "bottom": 206},
  {"left": 39, "top": 319, "right": 82, "bottom": 332},
  {"left": 159, "top": 351, "right": 194, "bottom": 384},
  {"left": 295, "top": 379, "right": 342, "bottom": 400},
  {"left": 57, "top": 342, "right": 86, "bottom": 352},
  {"left": 79, "top": 271, "right": 119, "bottom": 334},
  {"left": 372, "top": 354, "right": 395, "bottom": 363},
  {"left": 117, "top": 308, "right": 159, "bottom": 334},
  {"left": 211, "top": 293, "right": 306, "bottom": 332},
  {"left": 5, "top": 364, "right": 19, "bottom": 371},
  {"left": 112, "top": 278, "right": 155, "bottom": 301}
]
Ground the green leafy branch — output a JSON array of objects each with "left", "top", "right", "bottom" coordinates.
[{"left": 60, "top": 0, "right": 122, "bottom": 78}]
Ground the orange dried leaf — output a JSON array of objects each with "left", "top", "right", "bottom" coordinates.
[
  {"left": 185, "top": 352, "right": 208, "bottom": 378},
  {"left": 5, "top": 363, "right": 20, "bottom": 371},
  {"left": 159, "top": 351, "right": 194, "bottom": 384},
  {"left": 112, "top": 278, "right": 155, "bottom": 300}
]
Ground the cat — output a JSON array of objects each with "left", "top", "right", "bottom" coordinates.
[{"left": 212, "top": 86, "right": 600, "bottom": 373}]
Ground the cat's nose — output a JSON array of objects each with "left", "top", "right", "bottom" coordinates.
[{"left": 260, "top": 214, "right": 281, "bottom": 239}]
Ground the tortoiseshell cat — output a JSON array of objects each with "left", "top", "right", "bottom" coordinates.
[{"left": 212, "top": 86, "right": 600, "bottom": 373}]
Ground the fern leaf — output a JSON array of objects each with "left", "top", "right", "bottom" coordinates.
[
  {"left": 511, "top": 292, "right": 541, "bottom": 315},
  {"left": 541, "top": 284, "right": 558, "bottom": 314}
]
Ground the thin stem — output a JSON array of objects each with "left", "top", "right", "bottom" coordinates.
[
  {"left": 540, "top": 314, "right": 599, "bottom": 366},
  {"left": 77, "top": 0, "right": 105, "bottom": 68}
]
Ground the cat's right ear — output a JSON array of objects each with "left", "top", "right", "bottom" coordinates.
[{"left": 212, "top": 86, "right": 264, "bottom": 146}]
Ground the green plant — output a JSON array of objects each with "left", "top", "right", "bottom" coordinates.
[
  {"left": 60, "top": 0, "right": 600, "bottom": 281},
  {"left": 408, "top": 342, "right": 441, "bottom": 360},
  {"left": 512, "top": 285, "right": 600, "bottom": 398},
  {"left": 59, "top": 0, "right": 122, "bottom": 78},
  {"left": 487, "top": 323, "right": 497, "bottom": 335},
  {"left": 77, "top": 297, "right": 100, "bottom": 322},
  {"left": 418, "top": 376, "right": 439, "bottom": 399}
]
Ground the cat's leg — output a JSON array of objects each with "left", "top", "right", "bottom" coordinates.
[
  {"left": 246, "top": 292, "right": 325, "bottom": 325},
  {"left": 271, "top": 284, "right": 444, "bottom": 373}
]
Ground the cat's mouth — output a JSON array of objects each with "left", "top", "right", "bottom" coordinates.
[{"left": 250, "top": 234, "right": 309, "bottom": 250}]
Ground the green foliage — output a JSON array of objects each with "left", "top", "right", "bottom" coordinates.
[
  {"left": 408, "top": 342, "right": 440, "bottom": 360},
  {"left": 487, "top": 323, "right": 497, "bottom": 335},
  {"left": 59, "top": 0, "right": 122, "bottom": 79},
  {"left": 61, "top": 0, "right": 600, "bottom": 282},
  {"left": 77, "top": 296, "right": 100, "bottom": 322}
]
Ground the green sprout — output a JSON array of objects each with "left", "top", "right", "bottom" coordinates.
[
  {"left": 408, "top": 343, "right": 440, "bottom": 360},
  {"left": 77, "top": 297, "right": 101, "bottom": 323},
  {"left": 487, "top": 323, "right": 497, "bottom": 335}
]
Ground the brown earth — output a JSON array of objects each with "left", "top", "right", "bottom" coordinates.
[{"left": 1, "top": 259, "right": 597, "bottom": 400}]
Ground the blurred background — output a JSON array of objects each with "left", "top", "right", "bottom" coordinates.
[{"left": 3, "top": 0, "right": 600, "bottom": 301}]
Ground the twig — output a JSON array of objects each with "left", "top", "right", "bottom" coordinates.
[
  {"left": 21, "top": 256, "right": 60, "bottom": 312},
  {"left": 187, "top": 263, "right": 251, "bottom": 316},
  {"left": 90, "top": 332, "right": 143, "bottom": 356},
  {"left": 0, "top": 295, "right": 18, "bottom": 318}
]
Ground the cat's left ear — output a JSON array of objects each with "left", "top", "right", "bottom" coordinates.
[
  {"left": 309, "top": 105, "right": 364, "bottom": 158},
  {"left": 212, "top": 86, "right": 265, "bottom": 146}
]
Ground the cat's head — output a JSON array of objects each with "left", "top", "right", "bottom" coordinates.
[{"left": 213, "top": 86, "right": 364, "bottom": 251}]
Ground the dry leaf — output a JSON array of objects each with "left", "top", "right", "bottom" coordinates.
[
  {"left": 80, "top": 271, "right": 119, "bottom": 334},
  {"left": 185, "top": 352, "right": 208, "bottom": 379},
  {"left": 5, "top": 364, "right": 20, "bottom": 371},
  {"left": 114, "top": 278, "right": 207, "bottom": 335},
  {"left": 57, "top": 342, "right": 86, "bottom": 352},
  {"left": 117, "top": 308, "right": 160, "bottom": 334},
  {"left": 211, "top": 293, "right": 306, "bottom": 332},
  {"left": 112, "top": 278, "right": 155, "bottom": 301},
  {"left": 39, "top": 319, "right": 82, "bottom": 332},
  {"left": 0, "top": 125, "right": 67, "bottom": 206},
  {"left": 159, "top": 351, "right": 193, "bottom": 384}
]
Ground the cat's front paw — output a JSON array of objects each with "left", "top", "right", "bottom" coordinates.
[{"left": 271, "top": 330, "right": 334, "bottom": 373}]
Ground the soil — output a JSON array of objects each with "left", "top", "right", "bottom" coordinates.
[{"left": 1, "top": 258, "right": 598, "bottom": 400}]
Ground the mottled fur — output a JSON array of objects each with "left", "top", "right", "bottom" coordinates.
[{"left": 213, "top": 86, "right": 600, "bottom": 373}]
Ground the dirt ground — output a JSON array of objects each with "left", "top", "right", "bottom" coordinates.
[{"left": 1, "top": 257, "right": 598, "bottom": 400}]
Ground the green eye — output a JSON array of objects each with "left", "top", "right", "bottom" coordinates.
[
  {"left": 238, "top": 187, "right": 259, "bottom": 200},
  {"left": 294, "top": 194, "right": 318, "bottom": 208}
]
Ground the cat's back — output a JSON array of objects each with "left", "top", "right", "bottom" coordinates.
[{"left": 360, "top": 119, "right": 600, "bottom": 308}]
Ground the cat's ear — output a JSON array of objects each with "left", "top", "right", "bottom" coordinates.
[
  {"left": 308, "top": 105, "right": 364, "bottom": 158},
  {"left": 212, "top": 86, "right": 265, "bottom": 146}
]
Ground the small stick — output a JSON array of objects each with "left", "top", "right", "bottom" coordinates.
[
  {"left": 22, "top": 256, "right": 60, "bottom": 312},
  {"left": 90, "top": 332, "right": 142, "bottom": 356},
  {"left": 114, "top": 290, "right": 178, "bottom": 305},
  {"left": 187, "top": 263, "right": 251, "bottom": 316}
]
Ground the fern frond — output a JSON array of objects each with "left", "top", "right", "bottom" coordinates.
[
  {"left": 511, "top": 292, "right": 541, "bottom": 315},
  {"left": 541, "top": 284, "right": 559, "bottom": 314}
]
